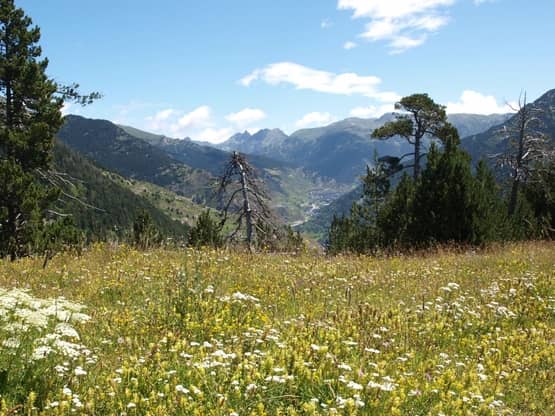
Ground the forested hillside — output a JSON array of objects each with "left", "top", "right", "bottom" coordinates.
[
  {"left": 52, "top": 141, "right": 189, "bottom": 240},
  {"left": 57, "top": 116, "right": 215, "bottom": 203},
  {"left": 59, "top": 116, "right": 343, "bottom": 224}
]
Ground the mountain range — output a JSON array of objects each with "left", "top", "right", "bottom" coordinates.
[
  {"left": 56, "top": 116, "right": 344, "bottom": 225},
  {"left": 52, "top": 88, "right": 554, "bottom": 241},
  {"left": 216, "top": 113, "right": 512, "bottom": 184}
]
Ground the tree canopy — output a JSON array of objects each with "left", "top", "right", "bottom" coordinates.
[
  {"left": 0, "top": 0, "right": 98, "bottom": 259},
  {"left": 372, "top": 93, "right": 454, "bottom": 180}
]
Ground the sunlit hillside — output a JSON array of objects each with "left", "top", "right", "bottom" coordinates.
[{"left": 0, "top": 243, "right": 553, "bottom": 415}]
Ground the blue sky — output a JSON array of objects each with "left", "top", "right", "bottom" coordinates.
[{"left": 18, "top": 0, "right": 555, "bottom": 143}]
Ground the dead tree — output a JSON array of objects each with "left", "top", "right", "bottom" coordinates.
[
  {"left": 217, "top": 152, "right": 275, "bottom": 250},
  {"left": 495, "top": 93, "right": 553, "bottom": 216}
]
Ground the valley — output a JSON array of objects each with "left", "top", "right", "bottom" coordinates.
[{"left": 52, "top": 102, "right": 539, "bottom": 241}]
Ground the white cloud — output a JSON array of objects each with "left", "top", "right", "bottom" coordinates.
[
  {"left": 143, "top": 105, "right": 267, "bottom": 144},
  {"left": 153, "top": 108, "right": 176, "bottom": 121},
  {"left": 295, "top": 112, "right": 336, "bottom": 129},
  {"left": 239, "top": 71, "right": 260, "bottom": 87},
  {"left": 388, "top": 35, "right": 426, "bottom": 53},
  {"left": 343, "top": 41, "right": 358, "bottom": 50},
  {"left": 145, "top": 108, "right": 178, "bottom": 131},
  {"left": 246, "top": 127, "right": 262, "bottom": 135},
  {"left": 338, "top": 0, "right": 455, "bottom": 52},
  {"left": 145, "top": 105, "right": 214, "bottom": 139},
  {"left": 225, "top": 108, "right": 267, "bottom": 128},
  {"left": 61, "top": 102, "right": 80, "bottom": 116},
  {"left": 338, "top": 0, "right": 454, "bottom": 19},
  {"left": 197, "top": 127, "right": 234, "bottom": 144},
  {"left": 447, "top": 90, "right": 517, "bottom": 114},
  {"left": 350, "top": 104, "right": 394, "bottom": 118},
  {"left": 240, "top": 62, "right": 399, "bottom": 102},
  {"left": 176, "top": 105, "right": 211, "bottom": 129}
]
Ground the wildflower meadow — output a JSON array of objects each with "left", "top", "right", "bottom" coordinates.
[{"left": 0, "top": 242, "right": 553, "bottom": 415}]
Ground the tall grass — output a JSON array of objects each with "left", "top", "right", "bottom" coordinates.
[{"left": 0, "top": 242, "right": 553, "bottom": 415}]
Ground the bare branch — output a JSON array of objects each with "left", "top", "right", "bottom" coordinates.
[
  {"left": 216, "top": 151, "right": 278, "bottom": 250},
  {"left": 35, "top": 168, "right": 106, "bottom": 212}
]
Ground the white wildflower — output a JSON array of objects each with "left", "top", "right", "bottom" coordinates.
[
  {"left": 2, "top": 337, "right": 20, "bottom": 349},
  {"left": 32, "top": 345, "right": 53, "bottom": 360},
  {"left": 346, "top": 381, "right": 363, "bottom": 391},
  {"left": 55, "top": 323, "right": 80, "bottom": 339},
  {"left": 176, "top": 384, "right": 189, "bottom": 394}
]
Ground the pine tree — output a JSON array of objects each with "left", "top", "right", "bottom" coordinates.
[
  {"left": 372, "top": 94, "right": 453, "bottom": 180},
  {"left": 360, "top": 161, "right": 391, "bottom": 222},
  {"left": 132, "top": 210, "right": 159, "bottom": 250},
  {"left": 0, "top": 1, "right": 64, "bottom": 259},
  {"left": 0, "top": 1, "right": 98, "bottom": 260},
  {"left": 410, "top": 129, "right": 477, "bottom": 245},
  {"left": 376, "top": 173, "right": 415, "bottom": 249},
  {"left": 521, "top": 158, "right": 555, "bottom": 238},
  {"left": 0, "top": 161, "right": 57, "bottom": 258},
  {"left": 39, "top": 217, "right": 82, "bottom": 268},
  {"left": 472, "top": 160, "right": 509, "bottom": 244},
  {"left": 408, "top": 127, "right": 505, "bottom": 246},
  {"left": 326, "top": 160, "right": 391, "bottom": 254},
  {"left": 349, "top": 161, "right": 391, "bottom": 252},
  {"left": 188, "top": 210, "right": 223, "bottom": 248},
  {"left": 327, "top": 214, "right": 355, "bottom": 254}
]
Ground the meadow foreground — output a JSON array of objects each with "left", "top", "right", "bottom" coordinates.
[{"left": 0, "top": 243, "right": 553, "bottom": 415}]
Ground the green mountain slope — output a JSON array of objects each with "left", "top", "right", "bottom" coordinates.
[
  {"left": 140, "top": 135, "right": 350, "bottom": 223},
  {"left": 105, "top": 173, "right": 213, "bottom": 227},
  {"left": 52, "top": 141, "right": 189, "bottom": 240},
  {"left": 119, "top": 124, "right": 297, "bottom": 175},
  {"left": 448, "top": 113, "right": 512, "bottom": 139},
  {"left": 58, "top": 116, "right": 215, "bottom": 203}
]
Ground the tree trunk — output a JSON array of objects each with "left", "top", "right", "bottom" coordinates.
[
  {"left": 236, "top": 154, "right": 253, "bottom": 251},
  {"left": 413, "top": 115, "right": 424, "bottom": 181},
  {"left": 508, "top": 178, "right": 519, "bottom": 217},
  {"left": 508, "top": 103, "right": 527, "bottom": 217},
  {"left": 413, "top": 136, "right": 421, "bottom": 180}
]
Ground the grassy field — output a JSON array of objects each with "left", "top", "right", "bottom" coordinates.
[
  {"left": 0, "top": 243, "right": 553, "bottom": 415},
  {"left": 106, "top": 172, "right": 206, "bottom": 227}
]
